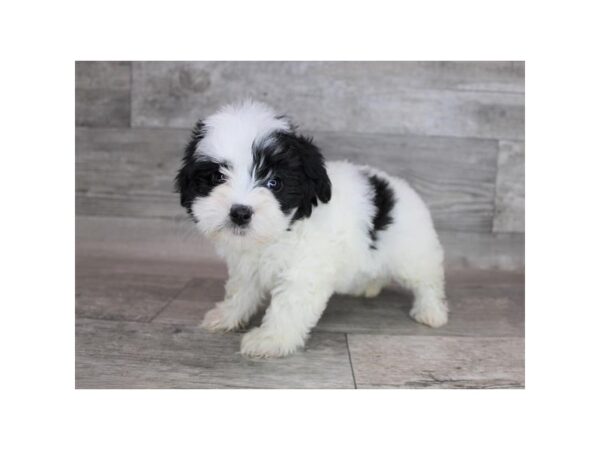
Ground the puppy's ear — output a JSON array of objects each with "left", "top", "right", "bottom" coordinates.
[
  {"left": 174, "top": 120, "right": 206, "bottom": 212},
  {"left": 285, "top": 133, "right": 331, "bottom": 220},
  {"left": 297, "top": 135, "right": 331, "bottom": 204}
]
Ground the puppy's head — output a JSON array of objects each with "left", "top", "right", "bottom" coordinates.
[{"left": 175, "top": 101, "right": 331, "bottom": 246}]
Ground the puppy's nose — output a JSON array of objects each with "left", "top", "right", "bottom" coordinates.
[{"left": 229, "top": 204, "right": 253, "bottom": 226}]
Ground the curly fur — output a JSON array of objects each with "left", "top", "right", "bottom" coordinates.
[{"left": 175, "top": 100, "right": 448, "bottom": 357}]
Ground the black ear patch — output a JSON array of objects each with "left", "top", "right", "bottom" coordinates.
[
  {"left": 278, "top": 133, "right": 332, "bottom": 219},
  {"left": 253, "top": 132, "right": 331, "bottom": 222},
  {"left": 174, "top": 121, "right": 223, "bottom": 215}
]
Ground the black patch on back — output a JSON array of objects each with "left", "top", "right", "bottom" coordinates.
[
  {"left": 366, "top": 174, "right": 395, "bottom": 249},
  {"left": 174, "top": 121, "right": 225, "bottom": 216},
  {"left": 252, "top": 131, "right": 331, "bottom": 222}
]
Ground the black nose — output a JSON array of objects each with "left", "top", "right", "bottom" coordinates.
[{"left": 229, "top": 204, "right": 253, "bottom": 226}]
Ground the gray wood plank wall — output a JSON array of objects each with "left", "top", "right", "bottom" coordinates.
[{"left": 76, "top": 61, "right": 525, "bottom": 270}]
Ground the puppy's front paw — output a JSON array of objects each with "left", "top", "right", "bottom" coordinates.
[
  {"left": 240, "top": 327, "right": 303, "bottom": 358},
  {"left": 410, "top": 301, "right": 448, "bottom": 328},
  {"left": 201, "top": 306, "right": 244, "bottom": 332}
]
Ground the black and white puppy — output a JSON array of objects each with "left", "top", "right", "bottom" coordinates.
[{"left": 176, "top": 101, "right": 447, "bottom": 357}]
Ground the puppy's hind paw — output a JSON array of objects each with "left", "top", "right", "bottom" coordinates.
[{"left": 410, "top": 301, "right": 448, "bottom": 328}]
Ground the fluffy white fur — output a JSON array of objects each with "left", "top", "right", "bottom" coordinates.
[{"left": 184, "top": 101, "right": 448, "bottom": 357}]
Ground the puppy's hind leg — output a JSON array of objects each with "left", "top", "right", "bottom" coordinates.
[
  {"left": 392, "top": 258, "right": 448, "bottom": 328},
  {"left": 409, "top": 278, "right": 448, "bottom": 328}
]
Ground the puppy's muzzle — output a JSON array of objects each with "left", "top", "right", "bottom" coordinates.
[{"left": 229, "top": 204, "right": 253, "bottom": 226}]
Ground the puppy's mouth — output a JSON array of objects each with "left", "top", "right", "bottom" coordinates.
[{"left": 228, "top": 223, "right": 250, "bottom": 236}]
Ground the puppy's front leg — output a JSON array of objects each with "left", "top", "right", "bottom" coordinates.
[
  {"left": 202, "top": 261, "right": 263, "bottom": 332},
  {"left": 241, "top": 280, "right": 333, "bottom": 358}
]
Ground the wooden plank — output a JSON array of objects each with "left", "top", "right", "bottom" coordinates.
[
  {"left": 76, "top": 127, "right": 186, "bottom": 198},
  {"left": 347, "top": 335, "right": 524, "bottom": 388},
  {"left": 318, "top": 280, "right": 524, "bottom": 337},
  {"left": 76, "top": 253, "right": 221, "bottom": 280},
  {"left": 76, "top": 62, "right": 131, "bottom": 127},
  {"left": 76, "top": 318, "right": 354, "bottom": 388},
  {"left": 76, "top": 268, "right": 191, "bottom": 322},
  {"left": 305, "top": 61, "right": 525, "bottom": 92},
  {"left": 76, "top": 216, "right": 223, "bottom": 266},
  {"left": 440, "top": 230, "right": 524, "bottom": 271},
  {"left": 152, "top": 278, "right": 225, "bottom": 325},
  {"left": 131, "top": 61, "right": 524, "bottom": 139},
  {"left": 75, "top": 126, "right": 189, "bottom": 220},
  {"left": 76, "top": 127, "right": 498, "bottom": 232},
  {"left": 76, "top": 216, "right": 524, "bottom": 271},
  {"left": 494, "top": 140, "right": 525, "bottom": 232},
  {"left": 76, "top": 192, "right": 181, "bottom": 219}
]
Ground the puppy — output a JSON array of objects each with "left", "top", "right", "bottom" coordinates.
[{"left": 175, "top": 100, "right": 448, "bottom": 357}]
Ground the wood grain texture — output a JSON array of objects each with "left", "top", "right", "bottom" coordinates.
[
  {"left": 318, "top": 282, "right": 524, "bottom": 337},
  {"left": 494, "top": 140, "right": 525, "bottom": 232},
  {"left": 76, "top": 252, "right": 197, "bottom": 322},
  {"left": 76, "top": 253, "right": 222, "bottom": 280},
  {"left": 131, "top": 61, "right": 524, "bottom": 139},
  {"left": 75, "top": 127, "right": 186, "bottom": 198},
  {"left": 440, "top": 230, "right": 524, "bottom": 271},
  {"left": 348, "top": 335, "right": 524, "bottom": 388},
  {"left": 76, "top": 62, "right": 131, "bottom": 127},
  {"left": 76, "top": 318, "right": 354, "bottom": 388},
  {"left": 152, "top": 278, "right": 225, "bottom": 325},
  {"left": 76, "top": 192, "right": 181, "bottom": 220},
  {"left": 76, "top": 270, "right": 190, "bottom": 322},
  {"left": 76, "top": 127, "right": 498, "bottom": 232},
  {"left": 76, "top": 216, "right": 222, "bottom": 265},
  {"left": 74, "top": 254, "right": 525, "bottom": 389}
]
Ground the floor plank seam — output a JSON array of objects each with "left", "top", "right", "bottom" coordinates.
[
  {"left": 345, "top": 334, "right": 358, "bottom": 389},
  {"left": 147, "top": 278, "right": 197, "bottom": 323}
]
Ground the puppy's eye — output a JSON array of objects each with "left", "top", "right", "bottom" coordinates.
[
  {"left": 210, "top": 172, "right": 226, "bottom": 185},
  {"left": 265, "top": 176, "right": 282, "bottom": 192}
]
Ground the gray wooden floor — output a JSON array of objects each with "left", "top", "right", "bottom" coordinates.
[{"left": 76, "top": 253, "right": 524, "bottom": 389}]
